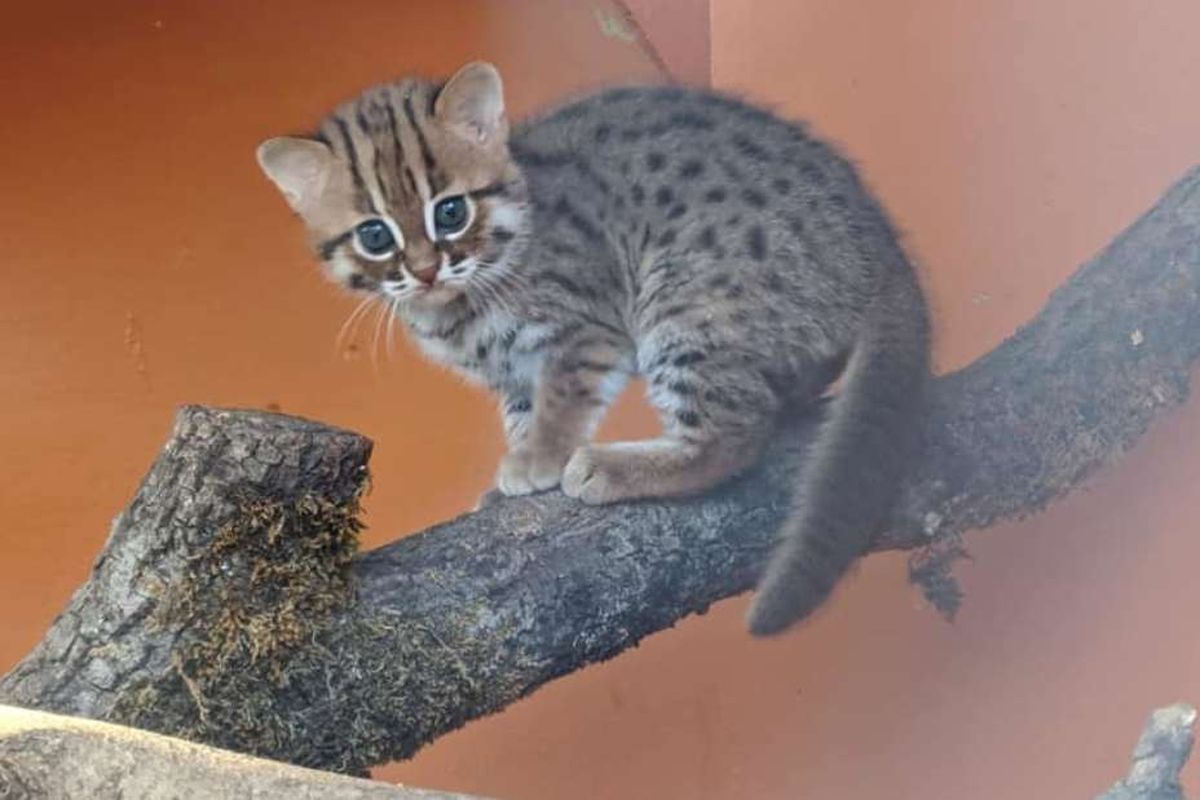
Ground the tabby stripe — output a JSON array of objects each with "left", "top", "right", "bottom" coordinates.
[
  {"left": 332, "top": 116, "right": 376, "bottom": 214},
  {"left": 565, "top": 359, "right": 615, "bottom": 374},
  {"left": 351, "top": 106, "right": 391, "bottom": 213},
  {"left": 384, "top": 91, "right": 421, "bottom": 196},
  {"left": 402, "top": 94, "right": 443, "bottom": 196},
  {"left": 469, "top": 181, "right": 510, "bottom": 200},
  {"left": 426, "top": 81, "right": 443, "bottom": 117},
  {"left": 318, "top": 230, "right": 353, "bottom": 260}
]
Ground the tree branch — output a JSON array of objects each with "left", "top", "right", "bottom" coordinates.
[
  {"left": 1097, "top": 704, "right": 1196, "bottom": 800},
  {"left": 0, "top": 704, "right": 480, "bottom": 799},
  {"left": 1, "top": 165, "right": 1198, "bottom": 775}
]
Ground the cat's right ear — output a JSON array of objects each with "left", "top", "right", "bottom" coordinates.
[
  {"left": 256, "top": 137, "right": 335, "bottom": 216},
  {"left": 435, "top": 62, "right": 507, "bottom": 145}
]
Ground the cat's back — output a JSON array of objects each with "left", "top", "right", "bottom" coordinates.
[
  {"left": 508, "top": 84, "right": 896, "bottom": 266},
  {"left": 510, "top": 85, "right": 860, "bottom": 203}
]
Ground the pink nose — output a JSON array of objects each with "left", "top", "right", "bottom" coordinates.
[{"left": 412, "top": 266, "right": 438, "bottom": 285}]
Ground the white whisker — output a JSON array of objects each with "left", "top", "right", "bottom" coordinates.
[
  {"left": 335, "top": 294, "right": 376, "bottom": 354},
  {"left": 385, "top": 297, "right": 400, "bottom": 362},
  {"left": 369, "top": 297, "right": 389, "bottom": 376}
]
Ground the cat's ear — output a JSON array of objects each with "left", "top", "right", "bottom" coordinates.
[
  {"left": 435, "top": 62, "right": 507, "bottom": 144},
  {"left": 256, "top": 137, "right": 335, "bottom": 215}
]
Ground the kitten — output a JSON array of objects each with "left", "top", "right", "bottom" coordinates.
[{"left": 257, "top": 62, "right": 930, "bottom": 636}]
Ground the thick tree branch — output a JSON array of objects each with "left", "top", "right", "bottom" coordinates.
[
  {"left": 0, "top": 704, "right": 480, "bottom": 799},
  {"left": 1, "top": 166, "right": 1198, "bottom": 775}
]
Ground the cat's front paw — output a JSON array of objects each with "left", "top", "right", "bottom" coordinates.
[
  {"left": 496, "top": 445, "right": 571, "bottom": 496},
  {"left": 561, "top": 445, "right": 632, "bottom": 505}
]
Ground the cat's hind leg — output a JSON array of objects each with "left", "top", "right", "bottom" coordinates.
[{"left": 561, "top": 341, "right": 780, "bottom": 505}]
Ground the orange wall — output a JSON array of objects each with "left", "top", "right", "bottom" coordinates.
[
  {"left": 2, "top": 2, "right": 1200, "bottom": 799},
  {"left": 622, "top": 0, "right": 712, "bottom": 86}
]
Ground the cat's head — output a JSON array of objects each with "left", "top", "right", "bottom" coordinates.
[{"left": 257, "top": 62, "right": 528, "bottom": 307}]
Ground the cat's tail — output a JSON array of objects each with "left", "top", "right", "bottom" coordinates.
[{"left": 746, "top": 263, "right": 930, "bottom": 636}]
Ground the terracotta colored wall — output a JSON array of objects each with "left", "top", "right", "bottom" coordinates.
[
  {"left": 3, "top": 2, "right": 1200, "bottom": 799},
  {"left": 622, "top": 0, "right": 712, "bottom": 86}
]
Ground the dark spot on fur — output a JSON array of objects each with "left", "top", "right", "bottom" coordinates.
[
  {"left": 727, "top": 285, "right": 744, "bottom": 299},
  {"left": 601, "top": 88, "right": 636, "bottom": 103},
  {"left": 554, "top": 195, "right": 603, "bottom": 242},
  {"left": 673, "top": 351, "right": 706, "bottom": 367},
  {"left": 703, "top": 388, "right": 737, "bottom": 410},
  {"left": 669, "top": 112, "right": 715, "bottom": 131},
  {"left": 655, "top": 187, "right": 674, "bottom": 207},
  {"left": 631, "top": 184, "right": 646, "bottom": 206},
  {"left": 548, "top": 240, "right": 581, "bottom": 258},
  {"left": 772, "top": 177, "right": 792, "bottom": 194},
  {"left": 800, "top": 162, "right": 827, "bottom": 186},
  {"left": 621, "top": 128, "right": 643, "bottom": 142},
  {"left": 476, "top": 343, "right": 489, "bottom": 359},
  {"left": 348, "top": 273, "right": 368, "bottom": 290},
  {"left": 707, "top": 273, "right": 730, "bottom": 289},
  {"left": 742, "top": 189, "right": 767, "bottom": 208},
  {"left": 594, "top": 124, "right": 612, "bottom": 143},
  {"left": 747, "top": 226, "right": 767, "bottom": 261},
  {"left": 668, "top": 380, "right": 695, "bottom": 396},
  {"left": 704, "top": 187, "right": 727, "bottom": 203},
  {"left": 492, "top": 227, "right": 515, "bottom": 242},
  {"left": 658, "top": 304, "right": 689, "bottom": 321},
  {"left": 647, "top": 152, "right": 667, "bottom": 172},
  {"left": 506, "top": 397, "right": 532, "bottom": 414},
  {"left": 676, "top": 410, "right": 701, "bottom": 428},
  {"left": 767, "top": 271, "right": 785, "bottom": 291},
  {"left": 699, "top": 226, "right": 718, "bottom": 251},
  {"left": 727, "top": 215, "right": 743, "bottom": 227},
  {"left": 740, "top": 106, "right": 775, "bottom": 125},
  {"left": 731, "top": 134, "right": 771, "bottom": 162},
  {"left": 679, "top": 160, "right": 705, "bottom": 179},
  {"left": 657, "top": 229, "right": 677, "bottom": 247},
  {"left": 667, "top": 203, "right": 687, "bottom": 220}
]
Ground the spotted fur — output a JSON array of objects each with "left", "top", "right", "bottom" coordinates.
[{"left": 258, "top": 62, "right": 931, "bottom": 637}]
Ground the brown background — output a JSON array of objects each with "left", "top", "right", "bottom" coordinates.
[{"left": 2, "top": 2, "right": 1199, "bottom": 798}]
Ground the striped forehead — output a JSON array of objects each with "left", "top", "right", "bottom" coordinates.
[{"left": 319, "top": 81, "right": 448, "bottom": 219}]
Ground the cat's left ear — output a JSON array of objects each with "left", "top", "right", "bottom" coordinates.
[{"left": 435, "top": 61, "right": 507, "bottom": 145}]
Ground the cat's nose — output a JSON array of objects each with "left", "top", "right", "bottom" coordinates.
[{"left": 411, "top": 265, "right": 438, "bottom": 285}]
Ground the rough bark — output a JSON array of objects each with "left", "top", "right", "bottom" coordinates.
[
  {"left": 0, "top": 704, "right": 481, "bottom": 799},
  {"left": 1097, "top": 704, "right": 1196, "bottom": 800},
  {"left": 0, "top": 166, "right": 1197, "bottom": 775}
]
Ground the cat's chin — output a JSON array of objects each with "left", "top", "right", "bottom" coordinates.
[{"left": 408, "top": 283, "right": 464, "bottom": 306}]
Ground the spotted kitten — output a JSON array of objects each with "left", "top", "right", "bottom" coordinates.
[{"left": 257, "top": 62, "right": 930, "bottom": 636}]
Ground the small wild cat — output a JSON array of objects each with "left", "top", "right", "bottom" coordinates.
[{"left": 257, "top": 62, "right": 930, "bottom": 636}]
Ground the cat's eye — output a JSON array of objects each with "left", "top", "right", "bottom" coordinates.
[
  {"left": 354, "top": 219, "right": 397, "bottom": 259},
  {"left": 432, "top": 195, "right": 472, "bottom": 237}
]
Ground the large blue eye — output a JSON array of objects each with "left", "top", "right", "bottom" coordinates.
[
  {"left": 355, "top": 219, "right": 396, "bottom": 257},
  {"left": 432, "top": 196, "right": 471, "bottom": 236}
]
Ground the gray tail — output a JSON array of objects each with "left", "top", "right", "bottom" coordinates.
[{"left": 746, "top": 264, "right": 930, "bottom": 636}]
